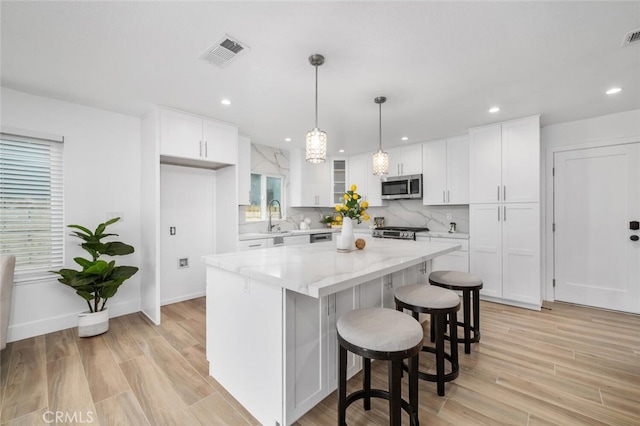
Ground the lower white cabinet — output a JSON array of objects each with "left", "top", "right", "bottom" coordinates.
[
  {"left": 416, "top": 236, "right": 469, "bottom": 273},
  {"left": 285, "top": 287, "right": 359, "bottom": 423},
  {"left": 470, "top": 203, "right": 540, "bottom": 308},
  {"left": 237, "top": 239, "right": 272, "bottom": 250}
]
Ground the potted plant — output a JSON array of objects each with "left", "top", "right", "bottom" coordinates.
[{"left": 51, "top": 217, "right": 138, "bottom": 337}]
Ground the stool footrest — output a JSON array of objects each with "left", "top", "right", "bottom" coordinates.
[{"left": 344, "top": 389, "right": 419, "bottom": 426}]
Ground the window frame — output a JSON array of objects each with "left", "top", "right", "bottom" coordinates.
[{"left": 246, "top": 173, "right": 285, "bottom": 222}]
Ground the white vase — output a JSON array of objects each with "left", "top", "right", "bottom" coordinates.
[
  {"left": 337, "top": 217, "right": 355, "bottom": 252},
  {"left": 78, "top": 308, "right": 109, "bottom": 337}
]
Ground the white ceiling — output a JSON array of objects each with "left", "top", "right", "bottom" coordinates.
[{"left": 1, "top": 1, "right": 639, "bottom": 156}]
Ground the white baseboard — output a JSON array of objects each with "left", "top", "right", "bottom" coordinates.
[
  {"left": 161, "top": 291, "right": 206, "bottom": 306},
  {"left": 7, "top": 299, "right": 140, "bottom": 343},
  {"left": 480, "top": 295, "right": 542, "bottom": 311}
]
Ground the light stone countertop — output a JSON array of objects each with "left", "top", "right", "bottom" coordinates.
[
  {"left": 417, "top": 231, "right": 470, "bottom": 240},
  {"left": 203, "top": 236, "right": 460, "bottom": 298}
]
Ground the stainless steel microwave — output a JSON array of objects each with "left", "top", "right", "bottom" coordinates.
[{"left": 381, "top": 174, "right": 423, "bottom": 200}]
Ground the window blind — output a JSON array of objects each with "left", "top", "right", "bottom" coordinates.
[{"left": 0, "top": 132, "right": 64, "bottom": 283}]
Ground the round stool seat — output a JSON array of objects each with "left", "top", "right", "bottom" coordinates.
[
  {"left": 429, "top": 270, "right": 483, "bottom": 289},
  {"left": 429, "top": 270, "right": 483, "bottom": 355},
  {"left": 337, "top": 307, "right": 423, "bottom": 353},
  {"left": 395, "top": 284, "right": 460, "bottom": 310}
]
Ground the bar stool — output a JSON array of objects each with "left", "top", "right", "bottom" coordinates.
[
  {"left": 429, "top": 270, "right": 483, "bottom": 354},
  {"left": 337, "top": 307, "right": 423, "bottom": 426},
  {"left": 395, "top": 284, "right": 460, "bottom": 396}
]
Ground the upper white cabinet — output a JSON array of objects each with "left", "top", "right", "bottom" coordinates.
[
  {"left": 331, "top": 158, "right": 347, "bottom": 204},
  {"left": 160, "top": 108, "right": 238, "bottom": 167},
  {"left": 386, "top": 144, "right": 423, "bottom": 177},
  {"left": 469, "top": 116, "right": 540, "bottom": 204},
  {"left": 290, "top": 149, "right": 331, "bottom": 207},
  {"left": 347, "top": 153, "right": 385, "bottom": 207},
  {"left": 423, "top": 135, "right": 469, "bottom": 205}
]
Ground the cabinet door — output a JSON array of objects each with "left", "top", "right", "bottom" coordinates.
[
  {"left": 469, "top": 125, "right": 502, "bottom": 203},
  {"left": 423, "top": 140, "right": 447, "bottom": 205},
  {"left": 237, "top": 239, "right": 269, "bottom": 250},
  {"left": 326, "top": 288, "right": 360, "bottom": 392},
  {"left": 290, "top": 150, "right": 331, "bottom": 206},
  {"left": 160, "top": 109, "right": 202, "bottom": 159},
  {"left": 347, "top": 154, "right": 368, "bottom": 196},
  {"left": 401, "top": 144, "right": 424, "bottom": 176},
  {"left": 446, "top": 135, "right": 469, "bottom": 204},
  {"left": 285, "top": 292, "right": 326, "bottom": 422},
  {"left": 431, "top": 237, "right": 469, "bottom": 272},
  {"left": 332, "top": 158, "right": 347, "bottom": 204},
  {"left": 502, "top": 203, "right": 540, "bottom": 305},
  {"left": 470, "top": 204, "right": 503, "bottom": 297},
  {"left": 359, "top": 277, "right": 384, "bottom": 309},
  {"left": 386, "top": 147, "right": 403, "bottom": 177},
  {"left": 202, "top": 119, "right": 238, "bottom": 165},
  {"left": 501, "top": 117, "right": 540, "bottom": 203}
]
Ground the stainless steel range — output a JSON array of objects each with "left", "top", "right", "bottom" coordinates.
[{"left": 372, "top": 226, "right": 429, "bottom": 241}]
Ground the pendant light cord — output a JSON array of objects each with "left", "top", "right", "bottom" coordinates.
[
  {"left": 314, "top": 65, "right": 319, "bottom": 128},
  {"left": 378, "top": 102, "right": 382, "bottom": 150}
]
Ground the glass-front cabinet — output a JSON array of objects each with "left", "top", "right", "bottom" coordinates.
[{"left": 332, "top": 159, "right": 347, "bottom": 204}]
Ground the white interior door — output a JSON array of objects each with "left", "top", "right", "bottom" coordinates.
[{"left": 554, "top": 143, "right": 640, "bottom": 313}]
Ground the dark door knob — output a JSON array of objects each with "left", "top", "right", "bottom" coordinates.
[
  {"left": 631, "top": 235, "right": 640, "bottom": 241},
  {"left": 631, "top": 221, "right": 640, "bottom": 230}
]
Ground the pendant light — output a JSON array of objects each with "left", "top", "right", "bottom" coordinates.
[
  {"left": 372, "top": 96, "right": 389, "bottom": 175},
  {"left": 306, "top": 54, "right": 327, "bottom": 163}
]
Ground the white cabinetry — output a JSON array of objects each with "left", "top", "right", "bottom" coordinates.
[
  {"left": 331, "top": 158, "right": 347, "bottom": 204},
  {"left": 469, "top": 116, "right": 540, "bottom": 204},
  {"left": 238, "top": 239, "right": 272, "bottom": 250},
  {"left": 423, "top": 136, "right": 469, "bottom": 205},
  {"left": 431, "top": 238, "right": 469, "bottom": 272},
  {"left": 469, "top": 115, "right": 540, "bottom": 309},
  {"left": 386, "top": 144, "right": 423, "bottom": 177},
  {"left": 160, "top": 108, "right": 238, "bottom": 167},
  {"left": 347, "top": 153, "right": 385, "bottom": 206},
  {"left": 290, "top": 149, "right": 331, "bottom": 207},
  {"left": 285, "top": 288, "right": 359, "bottom": 423},
  {"left": 470, "top": 204, "right": 540, "bottom": 306}
]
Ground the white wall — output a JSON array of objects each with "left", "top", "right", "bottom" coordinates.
[
  {"left": 160, "top": 164, "right": 215, "bottom": 304},
  {"left": 1, "top": 87, "right": 142, "bottom": 341},
  {"left": 540, "top": 108, "right": 640, "bottom": 301}
]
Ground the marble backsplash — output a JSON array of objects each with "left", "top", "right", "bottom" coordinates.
[{"left": 238, "top": 143, "right": 469, "bottom": 234}]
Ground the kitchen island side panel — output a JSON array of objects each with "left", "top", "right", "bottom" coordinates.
[{"left": 206, "top": 267, "right": 284, "bottom": 426}]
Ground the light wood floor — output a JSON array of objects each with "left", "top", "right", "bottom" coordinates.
[{"left": 1, "top": 298, "right": 639, "bottom": 425}]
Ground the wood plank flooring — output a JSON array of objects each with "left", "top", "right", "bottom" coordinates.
[{"left": 1, "top": 298, "right": 639, "bottom": 425}]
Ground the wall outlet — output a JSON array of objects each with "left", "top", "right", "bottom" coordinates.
[
  {"left": 446, "top": 213, "right": 452, "bottom": 221},
  {"left": 178, "top": 258, "right": 189, "bottom": 268}
]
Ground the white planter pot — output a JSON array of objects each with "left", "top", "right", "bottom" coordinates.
[{"left": 78, "top": 308, "right": 109, "bottom": 337}]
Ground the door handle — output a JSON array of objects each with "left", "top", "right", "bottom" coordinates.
[
  {"left": 497, "top": 186, "right": 500, "bottom": 201},
  {"left": 503, "top": 185, "right": 506, "bottom": 201},
  {"left": 447, "top": 190, "right": 450, "bottom": 203},
  {"left": 443, "top": 190, "right": 446, "bottom": 203},
  {"left": 503, "top": 205, "right": 506, "bottom": 221},
  {"left": 498, "top": 206, "right": 500, "bottom": 221},
  {"left": 631, "top": 235, "right": 639, "bottom": 241}
]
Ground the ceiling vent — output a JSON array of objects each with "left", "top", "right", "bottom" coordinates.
[
  {"left": 199, "top": 35, "right": 249, "bottom": 67},
  {"left": 621, "top": 28, "right": 640, "bottom": 47}
]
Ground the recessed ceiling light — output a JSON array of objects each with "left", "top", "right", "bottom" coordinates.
[
  {"left": 284, "top": 137, "right": 292, "bottom": 142},
  {"left": 221, "top": 99, "right": 231, "bottom": 105},
  {"left": 606, "top": 87, "right": 622, "bottom": 95},
  {"left": 489, "top": 107, "right": 500, "bottom": 113},
  {"left": 401, "top": 137, "right": 408, "bottom": 141},
  {"left": 339, "top": 149, "right": 345, "bottom": 153}
]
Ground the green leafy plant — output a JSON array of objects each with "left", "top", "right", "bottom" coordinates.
[{"left": 51, "top": 217, "right": 138, "bottom": 313}]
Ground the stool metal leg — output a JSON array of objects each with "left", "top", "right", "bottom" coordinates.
[
  {"left": 363, "top": 357, "right": 371, "bottom": 410},
  {"left": 462, "top": 290, "right": 472, "bottom": 354},
  {"left": 338, "top": 344, "right": 347, "bottom": 426},
  {"left": 473, "top": 289, "right": 481, "bottom": 343},
  {"left": 389, "top": 359, "right": 402, "bottom": 426}
]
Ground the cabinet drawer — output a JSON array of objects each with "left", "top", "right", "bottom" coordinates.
[
  {"left": 431, "top": 237, "right": 468, "bottom": 251},
  {"left": 238, "top": 239, "right": 269, "bottom": 250}
]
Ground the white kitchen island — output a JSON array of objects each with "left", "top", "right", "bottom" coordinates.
[{"left": 203, "top": 237, "right": 460, "bottom": 426}]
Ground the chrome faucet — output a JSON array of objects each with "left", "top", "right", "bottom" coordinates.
[{"left": 267, "top": 199, "right": 282, "bottom": 232}]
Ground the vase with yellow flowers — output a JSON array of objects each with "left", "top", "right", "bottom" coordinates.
[{"left": 334, "top": 184, "right": 370, "bottom": 251}]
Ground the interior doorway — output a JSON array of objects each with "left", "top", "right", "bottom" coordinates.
[{"left": 553, "top": 142, "right": 640, "bottom": 313}]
